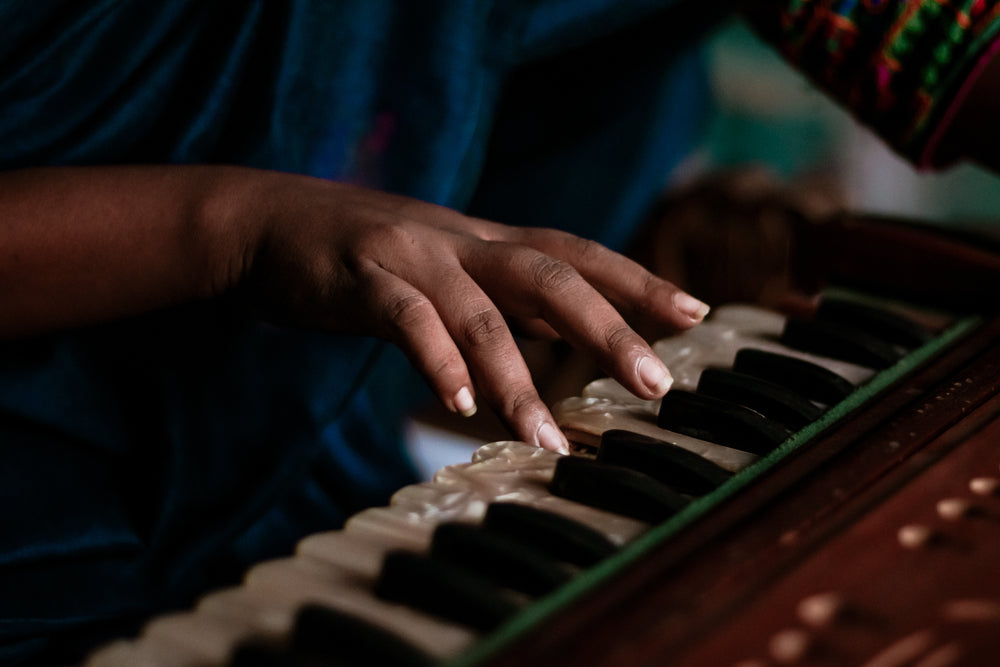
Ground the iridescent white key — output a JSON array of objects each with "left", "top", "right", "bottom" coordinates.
[
  {"left": 651, "top": 306, "right": 875, "bottom": 389},
  {"left": 243, "top": 556, "right": 476, "bottom": 659},
  {"left": 196, "top": 586, "right": 291, "bottom": 639},
  {"left": 354, "top": 442, "right": 647, "bottom": 546},
  {"left": 297, "top": 530, "right": 424, "bottom": 579},
  {"left": 553, "top": 396, "right": 758, "bottom": 472},
  {"left": 394, "top": 467, "right": 647, "bottom": 545},
  {"left": 141, "top": 611, "right": 256, "bottom": 666},
  {"left": 345, "top": 506, "right": 440, "bottom": 545},
  {"left": 84, "top": 636, "right": 207, "bottom": 667},
  {"left": 433, "top": 442, "right": 558, "bottom": 496}
]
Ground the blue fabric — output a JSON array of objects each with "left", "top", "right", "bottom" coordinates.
[{"left": 0, "top": 1, "right": 722, "bottom": 662}]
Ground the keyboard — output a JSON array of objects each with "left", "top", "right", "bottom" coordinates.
[{"left": 84, "top": 295, "right": 1000, "bottom": 667}]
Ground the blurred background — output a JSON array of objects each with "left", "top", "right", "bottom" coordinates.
[
  {"left": 406, "top": 17, "right": 1000, "bottom": 479},
  {"left": 704, "top": 19, "right": 1000, "bottom": 222}
]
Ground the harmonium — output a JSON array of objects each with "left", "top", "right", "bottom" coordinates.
[{"left": 86, "top": 215, "right": 1000, "bottom": 666}]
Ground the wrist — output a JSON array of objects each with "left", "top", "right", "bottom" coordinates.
[{"left": 193, "top": 165, "right": 277, "bottom": 301}]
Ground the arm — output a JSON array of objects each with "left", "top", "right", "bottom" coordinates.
[
  {"left": 737, "top": 1, "right": 1000, "bottom": 172},
  {"left": 0, "top": 165, "right": 710, "bottom": 453},
  {"left": 0, "top": 165, "right": 248, "bottom": 338}
]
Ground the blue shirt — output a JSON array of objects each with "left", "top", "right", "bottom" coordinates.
[{"left": 0, "top": 1, "right": 720, "bottom": 661}]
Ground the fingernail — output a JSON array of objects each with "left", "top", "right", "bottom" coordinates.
[
  {"left": 536, "top": 422, "right": 570, "bottom": 455},
  {"left": 673, "top": 292, "right": 711, "bottom": 321},
  {"left": 637, "top": 355, "right": 673, "bottom": 395},
  {"left": 453, "top": 386, "right": 477, "bottom": 417}
]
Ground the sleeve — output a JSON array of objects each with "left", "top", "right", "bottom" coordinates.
[{"left": 739, "top": 1, "right": 1000, "bottom": 168}]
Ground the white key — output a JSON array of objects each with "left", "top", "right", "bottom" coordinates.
[
  {"left": 84, "top": 636, "right": 208, "bottom": 667},
  {"left": 297, "top": 530, "right": 425, "bottom": 579},
  {"left": 141, "top": 611, "right": 256, "bottom": 666}
]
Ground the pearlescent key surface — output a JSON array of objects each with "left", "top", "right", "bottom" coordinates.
[
  {"left": 142, "top": 611, "right": 257, "bottom": 665},
  {"left": 297, "top": 531, "right": 427, "bottom": 579},
  {"left": 392, "top": 441, "right": 647, "bottom": 544},
  {"left": 84, "top": 638, "right": 201, "bottom": 667}
]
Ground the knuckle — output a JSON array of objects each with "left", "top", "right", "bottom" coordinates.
[
  {"left": 357, "top": 221, "right": 419, "bottom": 260},
  {"left": 461, "top": 308, "right": 508, "bottom": 349},
  {"left": 643, "top": 274, "right": 676, "bottom": 311},
  {"left": 527, "top": 253, "right": 579, "bottom": 293},
  {"left": 568, "top": 235, "right": 608, "bottom": 262},
  {"left": 603, "top": 322, "right": 637, "bottom": 353},
  {"left": 385, "top": 291, "right": 434, "bottom": 331},
  {"left": 505, "top": 386, "right": 541, "bottom": 419}
]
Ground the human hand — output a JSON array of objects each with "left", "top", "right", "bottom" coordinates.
[{"left": 239, "top": 172, "right": 710, "bottom": 453}]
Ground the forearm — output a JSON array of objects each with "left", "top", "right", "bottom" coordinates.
[
  {"left": 737, "top": 1, "right": 1000, "bottom": 171},
  {"left": 0, "top": 165, "right": 259, "bottom": 339}
]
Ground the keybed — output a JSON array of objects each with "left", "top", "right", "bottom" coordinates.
[{"left": 86, "top": 297, "right": 979, "bottom": 667}]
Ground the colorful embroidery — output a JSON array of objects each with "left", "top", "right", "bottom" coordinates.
[{"left": 742, "top": 0, "right": 1000, "bottom": 164}]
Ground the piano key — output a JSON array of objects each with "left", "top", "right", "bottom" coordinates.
[
  {"left": 345, "top": 506, "right": 438, "bottom": 545},
  {"left": 731, "top": 348, "right": 855, "bottom": 405},
  {"left": 364, "top": 457, "right": 649, "bottom": 547},
  {"left": 85, "top": 638, "right": 203, "bottom": 667},
  {"left": 196, "top": 587, "right": 295, "bottom": 639},
  {"left": 816, "top": 296, "right": 933, "bottom": 349},
  {"left": 425, "top": 441, "right": 650, "bottom": 544},
  {"left": 290, "top": 603, "right": 434, "bottom": 667},
  {"left": 549, "top": 456, "right": 689, "bottom": 523},
  {"left": 780, "top": 318, "right": 906, "bottom": 369},
  {"left": 658, "top": 390, "right": 792, "bottom": 456},
  {"left": 696, "top": 367, "right": 825, "bottom": 430},
  {"left": 141, "top": 611, "right": 262, "bottom": 666},
  {"left": 651, "top": 308, "right": 876, "bottom": 387},
  {"left": 553, "top": 396, "right": 758, "bottom": 471},
  {"left": 691, "top": 303, "right": 788, "bottom": 337},
  {"left": 525, "top": 494, "right": 650, "bottom": 546},
  {"left": 432, "top": 441, "right": 560, "bottom": 493},
  {"left": 297, "top": 531, "right": 426, "bottom": 579},
  {"left": 481, "top": 502, "right": 618, "bottom": 567},
  {"left": 430, "top": 522, "right": 573, "bottom": 596},
  {"left": 596, "top": 429, "right": 734, "bottom": 496},
  {"left": 240, "top": 557, "right": 477, "bottom": 658},
  {"left": 375, "top": 550, "right": 522, "bottom": 632},
  {"left": 577, "top": 305, "right": 872, "bottom": 415}
]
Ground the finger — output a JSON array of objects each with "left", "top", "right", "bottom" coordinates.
[
  {"left": 466, "top": 243, "right": 675, "bottom": 401},
  {"left": 361, "top": 264, "right": 478, "bottom": 417},
  {"left": 414, "top": 267, "right": 570, "bottom": 454},
  {"left": 504, "top": 227, "right": 711, "bottom": 328}
]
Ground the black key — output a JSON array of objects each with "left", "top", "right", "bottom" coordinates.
[
  {"left": 375, "top": 550, "right": 520, "bottom": 632},
  {"left": 817, "top": 297, "right": 933, "bottom": 349},
  {"left": 430, "top": 522, "right": 572, "bottom": 596},
  {"left": 549, "top": 456, "right": 688, "bottom": 524},
  {"left": 732, "top": 348, "right": 855, "bottom": 405},
  {"left": 780, "top": 318, "right": 905, "bottom": 369},
  {"left": 597, "top": 429, "right": 733, "bottom": 496},
  {"left": 483, "top": 502, "right": 618, "bottom": 567},
  {"left": 291, "top": 604, "right": 434, "bottom": 667},
  {"left": 657, "top": 390, "right": 791, "bottom": 456},
  {"left": 697, "top": 367, "right": 824, "bottom": 430}
]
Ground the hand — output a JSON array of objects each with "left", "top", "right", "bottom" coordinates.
[{"left": 241, "top": 172, "right": 711, "bottom": 453}]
